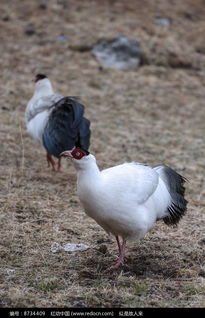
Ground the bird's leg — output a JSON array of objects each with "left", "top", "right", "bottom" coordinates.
[
  {"left": 46, "top": 153, "right": 56, "bottom": 171},
  {"left": 112, "top": 236, "right": 127, "bottom": 268},
  {"left": 57, "top": 157, "right": 63, "bottom": 173},
  {"left": 115, "top": 235, "right": 122, "bottom": 255}
]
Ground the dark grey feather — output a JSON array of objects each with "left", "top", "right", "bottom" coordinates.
[
  {"left": 155, "top": 165, "right": 188, "bottom": 226},
  {"left": 42, "top": 97, "right": 91, "bottom": 157}
]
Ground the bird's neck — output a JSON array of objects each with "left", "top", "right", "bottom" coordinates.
[
  {"left": 76, "top": 159, "right": 101, "bottom": 187},
  {"left": 34, "top": 79, "right": 54, "bottom": 98}
]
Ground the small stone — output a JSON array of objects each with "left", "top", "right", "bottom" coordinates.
[
  {"left": 25, "top": 28, "right": 36, "bottom": 36},
  {"left": 198, "top": 238, "right": 205, "bottom": 246},
  {"left": 55, "top": 35, "right": 67, "bottom": 42},
  {"left": 2, "top": 15, "right": 10, "bottom": 22},
  {"left": 198, "top": 269, "right": 205, "bottom": 277},
  {"left": 155, "top": 18, "right": 171, "bottom": 26},
  {"left": 98, "top": 244, "right": 108, "bottom": 254},
  {"left": 38, "top": 4, "right": 47, "bottom": 10},
  {"left": 72, "top": 302, "right": 87, "bottom": 308}
]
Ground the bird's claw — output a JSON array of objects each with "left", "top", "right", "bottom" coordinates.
[{"left": 112, "top": 256, "right": 127, "bottom": 268}]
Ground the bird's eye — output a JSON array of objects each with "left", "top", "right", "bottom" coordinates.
[{"left": 71, "top": 148, "right": 87, "bottom": 160}]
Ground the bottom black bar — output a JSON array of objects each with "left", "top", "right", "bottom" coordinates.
[{"left": 0, "top": 308, "right": 204, "bottom": 318}]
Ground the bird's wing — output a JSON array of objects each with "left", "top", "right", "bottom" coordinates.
[
  {"left": 76, "top": 117, "right": 91, "bottom": 150},
  {"left": 42, "top": 97, "right": 91, "bottom": 157},
  {"left": 101, "top": 163, "right": 159, "bottom": 205},
  {"left": 25, "top": 94, "right": 63, "bottom": 122}
]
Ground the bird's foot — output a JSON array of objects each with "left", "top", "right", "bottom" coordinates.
[
  {"left": 46, "top": 153, "right": 63, "bottom": 173},
  {"left": 112, "top": 260, "right": 124, "bottom": 268},
  {"left": 56, "top": 158, "right": 63, "bottom": 173},
  {"left": 112, "top": 256, "right": 127, "bottom": 268},
  {"left": 56, "top": 167, "right": 63, "bottom": 173},
  {"left": 46, "top": 153, "right": 56, "bottom": 171}
]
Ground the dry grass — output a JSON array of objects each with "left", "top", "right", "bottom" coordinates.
[{"left": 0, "top": 0, "right": 205, "bottom": 308}]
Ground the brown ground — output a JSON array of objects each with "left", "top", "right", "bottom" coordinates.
[{"left": 0, "top": 0, "right": 205, "bottom": 308}]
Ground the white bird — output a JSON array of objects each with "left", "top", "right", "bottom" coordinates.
[
  {"left": 25, "top": 74, "right": 91, "bottom": 172},
  {"left": 61, "top": 148, "right": 187, "bottom": 267}
]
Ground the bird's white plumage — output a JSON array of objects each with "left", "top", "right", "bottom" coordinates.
[
  {"left": 73, "top": 154, "right": 172, "bottom": 241},
  {"left": 26, "top": 110, "right": 49, "bottom": 145},
  {"left": 25, "top": 78, "right": 62, "bottom": 143}
]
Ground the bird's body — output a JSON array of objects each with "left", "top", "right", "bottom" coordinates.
[
  {"left": 25, "top": 74, "right": 91, "bottom": 171},
  {"left": 77, "top": 162, "right": 170, "bottom": 240},
  {"left": 61, "top": 148, "right": 187, "bottom": 267}
]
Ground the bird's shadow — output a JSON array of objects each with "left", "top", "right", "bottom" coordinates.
[{"left": 80, "top": 239, "right": 185, "bottom": 280}]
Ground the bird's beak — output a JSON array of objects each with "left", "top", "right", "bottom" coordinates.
[{"left": 60, "top": 150, "right": 73, "bottom": 158}]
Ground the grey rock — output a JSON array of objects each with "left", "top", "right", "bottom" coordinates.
[{"left": 92, "top": 36, "right": 141, "bottom": 70}]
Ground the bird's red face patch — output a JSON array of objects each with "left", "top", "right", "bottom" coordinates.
[{"left": 71, "top": 148, "right": 87, "bottom": 160}]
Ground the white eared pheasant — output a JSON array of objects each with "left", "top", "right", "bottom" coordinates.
[
  {"left": 25, "top": 74, "right": 91, "bottom": 172},
  {"left": 61, "top": 148, "right": 187, "bottom": 268}
]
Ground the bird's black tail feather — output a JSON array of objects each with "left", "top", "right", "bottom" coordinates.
[
  {"left": 154, "top": 165, "right": 188, "bottom": 226},
  {"left": 42, "top": 97, "right": 91, "bottom": 157}
]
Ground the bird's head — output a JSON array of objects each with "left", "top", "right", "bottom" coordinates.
[
  {"left": 32, "top": 74, "right": 47, "bottom": 83},
  {"left": 60, "top": 148, "right": 93, "bottom": 169},
  {"left": 32, "top": 74, "right": 53, "bottom": 94},
  {"left": 61, "top": 148, "right": 89, "bottom": 160}
]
